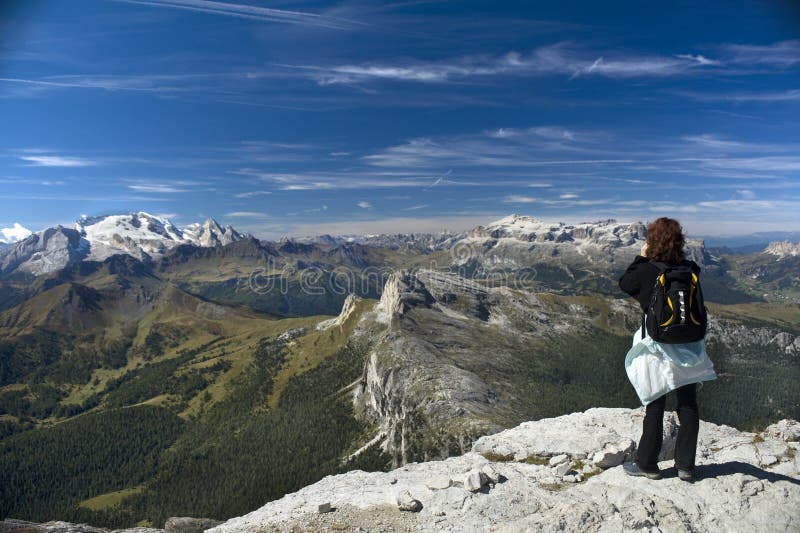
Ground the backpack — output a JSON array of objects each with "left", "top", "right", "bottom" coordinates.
[{"left": 642, "top": 261, "right": 707, "bottom": 344}]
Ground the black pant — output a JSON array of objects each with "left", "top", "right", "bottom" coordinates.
[{"left": 636, "top": 383, "right": 699, "bottom": 473}]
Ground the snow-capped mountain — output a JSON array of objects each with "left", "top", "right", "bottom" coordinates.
[
  {"left": 466, "top": 214, "right": 646, "bottom": 248},
  {"left": 764, "top": 241, "right": 800, "bottom": 259},
  {"left": 182, "top": 218, "right": 243, "bottom": 247},
  {"left": 76, "top": 212, "right": 245, "bottom": 261},
  {"left": 0, "top": 212, "right": 247, "bottom": 276},
  {"left": 456, "top": 214, "right": 714, "bottom": 276},
  {"left": 0, "top": 223, "right": 32, "bottom": 246},
  {"left": 77, "top": 212, "right": 187, "bottom": 262}
]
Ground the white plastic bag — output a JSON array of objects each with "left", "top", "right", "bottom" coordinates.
[{"left": 625, "top": 326, "right": 717, "bottom": 405}]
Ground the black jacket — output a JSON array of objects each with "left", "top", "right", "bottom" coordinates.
[{"left": 618, "top": 255, "right": 702, "bottom": 311}]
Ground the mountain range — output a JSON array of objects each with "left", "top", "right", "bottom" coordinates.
[
  {"left": 0, "top": 211, "right": 798, "bottom": 529},
  {"left": 0, "top": 213, "right": 245, "bottom": 276}
]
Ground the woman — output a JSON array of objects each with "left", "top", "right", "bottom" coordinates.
[{"left": 618, "top": 217, "right": 707, "bottom": 482}]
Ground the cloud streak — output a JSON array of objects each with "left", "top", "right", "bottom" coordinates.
[
  {"left": 295, "top": 42, "right": 725, "bottom": 86},
  {"left": 19, "top": 155, "right": 97, "bottom": 167},
  {"left": 116, "top": 0, "right": 366, "bottom": 30}
]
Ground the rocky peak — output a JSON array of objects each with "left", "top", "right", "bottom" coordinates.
[
  {"left": 182, "top": 218, "right": 244, "bottom": 247},
  {"left": 468, "top": 214, "right": 647, "bottom": 248},
  {"left": 316, "top": 293, "right": 361, "bottom": 331},
  {"left": 764, "top": 241, "right": 800, "bottom": 259},
  {"left": 376, "top": 270, "right": 435, "bottom": 321},
  {"left": 0, "top": 225, "right": 88, "bottom": 276}
]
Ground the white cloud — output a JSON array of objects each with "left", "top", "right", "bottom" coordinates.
[
  {"left": 225, "top": 211, "right": 270, "bottom": 218},
  {"left": 0, "top": 222, "right": 32, "bottom": 243},
  {"left": 128, "top": 184, "right": 186, "bottom": 193},
  {"left": 402, "top": 204, "right": 429, "bottom": 210},
  {"left": 19, "top": 155, "right": 96, "bottom": 167},
  {"left": 675, "top": 54, "right": 719, "bottom": 66},
  {"left": 304, "top": 43, "right": 718, "bottom": 86},
  {"left": 229, "top": 168, "right": 463, "bottom": 190},
  {"left": 363, "top": 134, "right": 634, "bottom": 168},
  {"left": 529, "top": 126, "right": 576, "bottom": 141},
  {"left": 736, "top": 189, "right": 755, "bottom": 199},
  {"left": 234, "top": 190, "right": 273, "bottom": 198},
  {"left": 560, "top": 193, "right": 579, "bottom": 199},
  {"left": 720, "top": 40, "right": 800, "bottom": 67},
  {"left": 503, "top": 195, "right": 538, "bottom": 203},
  {"left": 357, "top": 201, "right": 372, "bottom": 209}
]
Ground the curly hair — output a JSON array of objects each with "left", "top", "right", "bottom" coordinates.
[{"left": 646, "top": 217, "right": 685, "bottom": 264}]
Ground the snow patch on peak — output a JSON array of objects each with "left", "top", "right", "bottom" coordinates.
[
  {"left": 0, "top": 222, "right": 32, "bottom": 244},
  {"left": 182, "top": 218, "right": 244, "bottom": 247},
  {"left": 470, "top": 214, "right": 645, "bottom": 248},
  {"left": 764, "top": 241, "right": 800, "bottom": 259}
]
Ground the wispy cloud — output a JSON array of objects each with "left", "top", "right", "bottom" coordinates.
[
  {"left": 503, "top": 195, "right": 538, "bottom": 203},
  {"left": 719, "top": 40, "right": 800, "bottom": 68},
  {"left": 0, "top": 74, "right": 188, "bottom": 94},
  {"left": 225, "top": 211, "right": 270, "bottom": 218},
  {"left": 736, "top": 189, "right": 755, "bottom": 199},
  {"left": 230, "top": 168, "right": 447, "bottom": 190},
  {"left": 677, "top": 89, "right": 800, "bottom": 102},
  {"left": 116, "top": 0, "right": 366, "bottom": 30},
  {"left": 293, "top": 42, "right": 721, "bottom": 86},
  {"left": 681, "top": 134, "right": 800, "bottom": 153},
  {"left": 402, "top": 204, "right": 428, "bottom": 210},
  {"left": 19, "top": 154, "right": 97, "bottom": 167},
  {"left": 127, "top": 183, "right": 186, "bottom": 193},
  {"left": 234, "top": 190, "right": 272, "bottom": 198},
  {"left": 357, "top": 200, "right": 372, "bottom": 209},
  {"left": 363, "top": 134, "right": 633, "bottom": 168}
]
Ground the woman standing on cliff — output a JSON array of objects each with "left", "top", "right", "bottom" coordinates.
[{"left": 618, "top": 217, "right": 716, "bottom": 482}]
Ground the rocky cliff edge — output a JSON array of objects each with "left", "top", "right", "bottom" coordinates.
[{"left": 207, "top": 407, "right": 800, "bottom": 532}]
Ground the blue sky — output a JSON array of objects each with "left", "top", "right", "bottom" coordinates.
[{"left": 1, "top": 0, "right": 799, "bottom": 239}]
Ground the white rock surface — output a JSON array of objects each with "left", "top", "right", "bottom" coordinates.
[
  {"left": 764, "top": 240, "right": 800, "bottom": 258},
  {"left": 209, "top": 408, "right": 800, "bottom": 533},
  {"left": 765, "top": 419, "right": 800, "bottom": 442}
]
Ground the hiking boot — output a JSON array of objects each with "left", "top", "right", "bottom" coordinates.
[
  {"left": 623, "top": 462, "right": 662, "bottom": 480},
  {"left": 677, "top": 469, "right": 695, "bottom": 482}
]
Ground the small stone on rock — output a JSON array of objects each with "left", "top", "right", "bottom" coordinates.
[
  {"left": 549, "top": 454, "right": 569, "bottom": 466},
  {"left": 463, "top": 469, "right": 489, "bottom": 492},
  {"left": 481, "top": 463, "right": 501, "bottom": 484},
  {"left": 553, "top": 461, "right": 571, "bottom": 477},
  {"left": 397, "top": 490, "right": 422, "bottom": 512},
  {"left": 593, "top": 446, "right": 626, "bottom": 468},
  {"left": 760, "top": 455, "right": 778, "bottom": 467}
]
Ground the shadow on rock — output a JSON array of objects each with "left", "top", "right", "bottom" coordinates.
[{"left": 693, "top": 461, "right": 800, "bottom": 486}]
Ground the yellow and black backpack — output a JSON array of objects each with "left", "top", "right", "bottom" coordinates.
[{"left": 643, "top": 262, "right": 708, "bottom": 343}]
